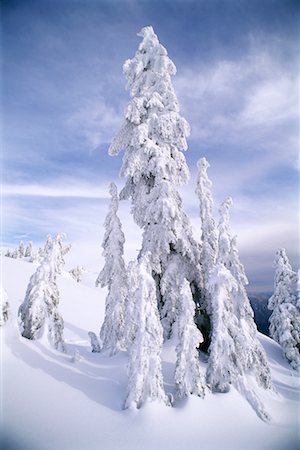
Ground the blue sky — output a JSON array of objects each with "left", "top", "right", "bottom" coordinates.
[{"left": 2, "top": 0, "right": 299, "bottom": 291}]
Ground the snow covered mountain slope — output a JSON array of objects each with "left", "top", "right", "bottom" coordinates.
[{"left": 1, "top": 256, "right": 299, "bottom": 450}]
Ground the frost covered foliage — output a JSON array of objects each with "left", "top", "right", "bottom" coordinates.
[
  {"left": 207, "top": 262, "right": 240, "bottom": 392},
  {"left": 175, "top": 279, "right": 205, "bottom": 399},
  {"left": 195, "top": 157, "right": 218, "bottom": 313},
  {"left": 0, "top": 285, "right": 9, "bottom": 326},
  {"left": 69, "top": 266, "right": 85, "bottom": 283},
  {"left": 124, "top": 253, "right": 168, "bottom": 409},
  {"left": 109, "top": 26, "right": 200, "bottom": 323},
  {"left": 96, "top": 183, "right": 128, "bottom": 355},
  {"left": 88, "top": 331, "right": 101, "bottom": 353},
  {"left": 268, "top": 249, "right": 300, "bottom": 371},
  {"left": 207, "top": 198, "right": 272, "bottom": 412},
  {"left": 229, "top": 236, "right": 272, "bottom": 388},
  {"left": 160, "top": 253, "right": 187, "bottom": 339},
  {"left": 18, "top": 235, "right": 67, "bottom": 352}
]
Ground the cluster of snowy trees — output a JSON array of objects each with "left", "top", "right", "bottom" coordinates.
[
  {"left": 92, "top": 27, "right": 274, "bottom": 418},
  {"left": 18, "top": 234, "right": 69, "bottom": 352},
  {"left": 13, "top": 26, "right": 299, "bottom": 420},
  {"left": 268, "top": 249, "right": 300, "bottom": 371},
  {"left": 5, "top": 240, "right": 36, "bottom": 260}
]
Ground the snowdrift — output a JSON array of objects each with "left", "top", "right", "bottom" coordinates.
[{"left": 1, "top": 256, "right": 299, "bottom": 450}]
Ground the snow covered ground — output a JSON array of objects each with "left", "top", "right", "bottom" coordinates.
[{"left": 1, "top": 256, "right": 299, "bottom": 450}]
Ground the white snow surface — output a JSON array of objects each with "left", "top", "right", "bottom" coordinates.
[{"left": 1, "top": 256, "right": 299, "bottom": 450}]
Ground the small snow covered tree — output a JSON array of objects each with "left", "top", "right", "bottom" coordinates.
[
  {"left": 124, "top": 253, "right": 168, "bottom": 409},
  {"left": 96, "top": 183, "right": 128, "bottom": 355},
  {"left": 18, "top": 234, "right": 67, "bottom": 352},
  {"left": 25, "top": 241, "right": 33, "bottom": 258},
  {"left": 88, "top": 331, "right": 101, "bottom": 353},
  {"left": 268, "top": 249, "right": 300, "bottom": 371},
  {"left": 108, "top": 26, "right": 200, "bottom": 331},
  {"left": 175, "top": 279, "right": 205, "bottom": 399},
  {"left": 0, "top": 285, "right": 9, "bottom": 326},
  {"left": 69, "top": 266, "right": 85, "bottom": 283},
  {"left": 18, "top": 241, "right": 25, "bottom": 258},
  {"left": 207, "top": 198, "right": 272, "bottom": 396},
  {"left": 229, "top": 235, "right": 272, "bottom": 388}
]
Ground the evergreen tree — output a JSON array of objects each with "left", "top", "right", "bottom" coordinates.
[
  {"left": 229, "top": 236, "right": 272, "bottom": 388},
  {"left": 0, "top": 285, "right": 9, "bottom": 326},
  {"left": 195, "top": 157, "right": 218, "bottom": 313},
  {"left": 123, "top": 260, "right": 140, "bottom": 348},
  {"left": 18, "top": 234, "right": 66, "bottom": 351},
  {"left": 206, "top": 261, "right": 240, "bottom": 392},
  {"left": 88, "top": 331, "right": 101, "bottom": 353},
  {"left": 207, "top": 198, "right": 272, "bottom": 418},
  {"left": 108, "top": 26, "right": 200, "bottom": 331},
  {"left": 96, "top": 183, "right": 128, "bottom": 355},
  {"left": 124, "top": 253, "right": 168, "bottom": 409},
  {"left": 25, "top": 241, "right": 33, "bottom": 258},
  {"left": 69, "top": 266, "right": 85, "bottom": 283},
  {"left": 268, "top": 249, "right": 300, "bottom": 371},
  {"left": 174, "top": 279, "right": 206, "bottom": 399},
  {"left": 18, "top": 241, "right": 25, "bottom": 258}
]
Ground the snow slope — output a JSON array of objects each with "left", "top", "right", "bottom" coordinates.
[{"left": 1, "top": 256, "right": 299, "bottom": 450}]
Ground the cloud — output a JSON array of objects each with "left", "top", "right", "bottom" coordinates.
[
  {"left": 66, "top": 97, "right": 124, "bottom": 152},
  {"left": 175, "top": 36, "right": 299, "bottom": 169},
  {"left": 2, "top": 181, "right": 110, "bottom": 199}
]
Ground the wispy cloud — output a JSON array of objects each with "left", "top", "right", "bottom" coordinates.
[
  {"left": 175, "top": 37, "right": 299, "bottom": 169},
  {"left": 2, "top": 181, "right": 110, "bottom": 199}
]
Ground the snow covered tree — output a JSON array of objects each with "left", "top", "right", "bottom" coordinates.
[
  {"left": 174, "top": 279, "right": 205, "bottom": 399},
  {"left": 108, "top": 26, "right": 201, "bottom": 332},
  {"left": 25, "top": 241, "right": 33, "bottom": 258},
  {"left": 69, "top": 266, "right": 85, "bottom": 283},
  {"left": 18, "top": 241, "right": 25, "bottom": 258},
  {"left": 123, "top": 259, "right": 140, "bottom": 348},
  {"left": 0, "top": 285, "right": 9, "bottom": 326},
  {"left": 206, "top": 261, "right": 240, "bottom": 392},
  {"left": 195, "top": 157, "right": 218, "bottom": 312},
  {"left": 207, "top": 198, "right": 272, "bottom": 398},
  {"left": 124, "top": 253, "right": 168, "bottom": 409},
  {"left": 229, "top": 236, "right": 272, "bottom": 388},
  {"left": 268, "top": 249, "right": 300, "bottom": 371},
  {"left": 88, "top": 331, "right": 101, "bottom": 353},
  {"left": 18, "top": 234, "right": 67, "bottom": 352},
  {"left": 96, "top": 183, "right": 128, "bottom": 355}
]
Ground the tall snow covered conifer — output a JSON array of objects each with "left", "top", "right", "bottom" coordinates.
[
  {"left": 108, "top": 26, "right": 200, "bottom": 332},
  {"left": 96, "top": 183, "right": 127, "bottom": 355},
  {"left": 18, "top": 234, "right": 67, "bottom": 352},
  {"left": 268, "top": 249, "right": 300, "bottom": 371},
  {"left": 124, "top": 253, "right": 168, "bottom": 409}
]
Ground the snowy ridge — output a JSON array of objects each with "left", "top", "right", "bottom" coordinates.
[{"left": 1, "top": 256, "right": 299, "bottom": 450}]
